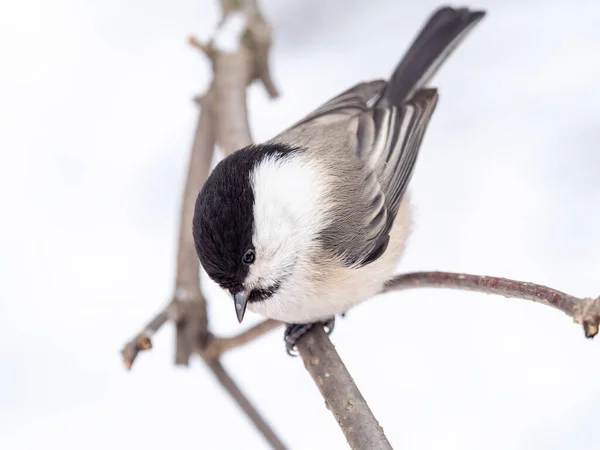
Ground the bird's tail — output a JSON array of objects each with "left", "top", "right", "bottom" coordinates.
[{"left": 380, "top": 6, "right": 486, "bottom": 107}]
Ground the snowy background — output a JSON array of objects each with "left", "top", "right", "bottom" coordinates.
[{"left": 1, "top": 0, "right": 599, "bottom": 449}]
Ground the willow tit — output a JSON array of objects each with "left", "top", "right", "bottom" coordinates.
[{"left": 193, "top": 6, "right": 485, "bottom": 351}]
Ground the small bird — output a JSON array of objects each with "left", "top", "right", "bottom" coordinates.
[{"left": 193, "top": 6, "right": 485, "bottom": 353}]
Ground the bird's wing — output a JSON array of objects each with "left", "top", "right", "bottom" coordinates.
[
  {"left": 284, "top": 81, "right": 387, "bottom": 130},
  {"left": 345, "top": 88, "right": 439, "bottom": 267},
  {"left": 274, "top": 83, "right": 438, "bottom": 268}
]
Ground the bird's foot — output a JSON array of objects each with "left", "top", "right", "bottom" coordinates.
[{"left": 284, "top": 318, "right": 335, "bottom": 356}]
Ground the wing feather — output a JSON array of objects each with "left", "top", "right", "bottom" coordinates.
[
  {"left": 352, "top": 88, "right": 439, "bottom": 267},
  {"left": 286, "top": 81, "right": 387, "bottom": 130}
]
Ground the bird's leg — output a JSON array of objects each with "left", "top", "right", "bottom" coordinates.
[{"left": 284, "top": 317, "right": 335, "bottom": 356}]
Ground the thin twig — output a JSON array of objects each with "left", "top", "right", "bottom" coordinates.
[
  {"left": 188, "top": 35, "right": 214, "bottom": 58},
  {"left": 121, "top": 302, "right": 178, "bottom": 370},
  {"left": 205, "top": 319, "right": 283, "bottom": 359},
  {"left": 203, "top": 357, "right": 288, "bottom": 450},
  {"left": 296, "top": 327, "right": 393, "bottom": 450},
  {"left": 383, "top": 271, "right": 600, "bottom": 337}
]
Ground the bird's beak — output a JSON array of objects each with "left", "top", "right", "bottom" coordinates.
[{"left": 233, "top": 290, "right": 249, "bottom": 323}]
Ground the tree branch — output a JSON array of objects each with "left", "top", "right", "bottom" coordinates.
[
  {"left": 296, "top": 326, "right": 393, "bottom": 450},
  {"left": 121, "top": 301, "right": 179, "bottom": 370},
  {"left": 121, "top": 91, "right": 217, "bottom": 369},
  {"left": 293, "top": 271, "right": 600, "bottom": 449},
  {"left": 188, "top": 35, "right": 214, "bottom": 59},
  {"left": 383, "top": 271, "right": 600, "bottom": 338},
  {"left": 203, "top": 357, "right": 287, "bottom": 450},
  {"left": 122, "top": 1, "right": 287, "bottom": 448},
  {"left": 205, "top": 319, "right": 282, "bottom": 360},
  {"left": 120, "top": 92, "right": 214, "bottom": 368},
  {"left": 207, "top": 0, "right": 280, "bottom": 154},
  {"left": 173, "top": 92, "right": 215, "bottom": 364},
  {"left": 243, "top": 0, "right": 280, "bottom": 98}
]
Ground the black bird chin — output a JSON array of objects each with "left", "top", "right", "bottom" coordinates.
[{"left": 248, "top": 282, "right": 281, "bottom": 303}]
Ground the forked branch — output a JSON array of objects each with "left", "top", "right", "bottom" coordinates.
[{"left": 121, "top": 0, "right": 287, "bottom": 448}]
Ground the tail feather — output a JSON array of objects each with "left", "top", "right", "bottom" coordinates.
[{"left": 379, "top": 6, "right": 486, "bottom": 107}]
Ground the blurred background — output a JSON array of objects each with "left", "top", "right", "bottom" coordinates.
[{"left": 1, "top": 0, "right": 599, "bottom": 448}]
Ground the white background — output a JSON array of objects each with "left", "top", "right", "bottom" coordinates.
[{"left": 1, "top": 0, "right": 599, "bottom": 449}]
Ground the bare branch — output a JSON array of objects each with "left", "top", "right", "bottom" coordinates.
[
  {"left": 218, "top": 0, "right": 279, "bottom": 98},
  {"left": 296, "top": 327, "right": 393, "bottom": 450},
  {"left": 205, "top": 319, "right": 283, "bottom": 359},
  {"left": 203, "top": 357, "right": 288, "bottom": 450},
  {"left": 244, "top": 0, "right": 280, "bottom": 98},
  {"left": 383, "top": 271, "right": 600, "bottom": 338},
  {"left": 213, "top": 50, "right": 254, "bottom": 153},
  {"left": 121, "top": 93, "right": 214, "bottom": 369},
  {"left": 121, "top": 302, "right": 179, "bottom": 370},
  {"left": 123, "top": 98, "right": 219, "bottom": 366},
  {"left": 123, "top": 22, "right": 287, "bottom": 448},
  {"left": 293, "top": 270, "right": 600, "bottom": 448},
  {"left": 188, "top": 35, "right": 214, "bottom": 59},
  {"left": 173, "top": 91, "right": 215, "bottom": 365},
  {"left": 211, "top": 0, "right": 279, "bottom": 153}
]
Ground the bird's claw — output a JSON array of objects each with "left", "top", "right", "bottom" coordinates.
[{"left": 284, "top": 318, "right": 335, "bottom": 356}]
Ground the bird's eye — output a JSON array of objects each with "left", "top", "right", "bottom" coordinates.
[{"left": 242, "top": 249, "right": 255, "bottom": 265}]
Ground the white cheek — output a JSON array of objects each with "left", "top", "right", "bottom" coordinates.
[{"left": 247, "top": 153, "right": 330, "bottom": 287}]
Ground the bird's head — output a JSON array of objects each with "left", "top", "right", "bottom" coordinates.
[{"left": 193, "top": 143, "right": 327, "bottom": 323}]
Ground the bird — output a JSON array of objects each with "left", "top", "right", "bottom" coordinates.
[{"left": 193, "top": 6, "right": 486, "bottom": 354}]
